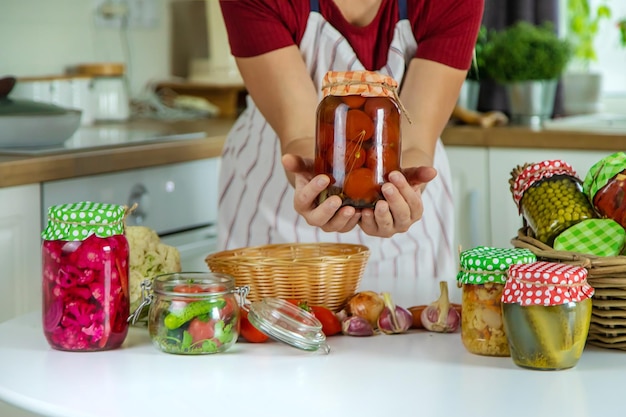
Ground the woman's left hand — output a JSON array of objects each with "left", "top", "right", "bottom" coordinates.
[{"left": 358, "top": 167, "right": 437, "bottom": 238}]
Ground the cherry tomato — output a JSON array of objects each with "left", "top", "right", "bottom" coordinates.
[
  {"left": 366, "top": 146, "right": 400, "bottom": 175},
  {"left": 188, "top": 317, "right": 215, "bottom": 344},
  {"left": 363, "top": 97, "right": 399, "bottom": 120},
  {"left": 173, "top": 284, "right": 205, "bottom": 294},
  {"left": 317, "top": 96, "right": 345, "bottom": 124},
  {"left": 309, "top": 305, "right": 342, "bottom": 336},
  {"left": 326, "top": 141, "right": 366, "bottom": 171},
  {"left": 345, "top": 109, "right": 374, "bottom": 142},
  {"left": 239, "top": 309, "right": 269, "bottom": 343},
  {"left": 343, "top": 167, "right": 380, "bottom": 203},
  {"left": 341, "top": 95, "right": 366, "bottom": 109}
]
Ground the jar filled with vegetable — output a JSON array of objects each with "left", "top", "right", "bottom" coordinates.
[
  {"left": 140, "top": 272, "right": 244, "bottom": 355},
  {"left": 502, "top": 261, "right": 594, "bottom": 371},
  {"left": 41, "top": 202, "right": 130, "bottom": 352},
  {"left": 510, "top": 160, "right": 596, "bottom": 245},
  {"left": 315, "top": 70, "right": 402, "bottom": 209},
  {"left": 583, "top": 151, "right": 626, "bottom": 228},
  {"left": 457, "top": 246, "right": 536, "bottom": 357}
]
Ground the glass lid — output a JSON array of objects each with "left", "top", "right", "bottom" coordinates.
[{"left": 247, "top": 298, "right": 330, "bottom": 354}]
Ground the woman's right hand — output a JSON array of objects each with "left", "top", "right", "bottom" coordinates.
[{"left": 281, "top": 153, "right": 362, "bottom": 233}]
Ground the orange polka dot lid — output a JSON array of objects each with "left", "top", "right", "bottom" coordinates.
[{"left": 502, "top": 261, "right": 594, "bottom": 306}]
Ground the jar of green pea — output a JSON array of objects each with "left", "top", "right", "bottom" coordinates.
[{"left": 510, "top": 160, "right": 596, "bottom": 245}]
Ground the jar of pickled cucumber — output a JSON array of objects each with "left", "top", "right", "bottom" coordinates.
[
  {"left": 457, "top": 246, "right": 536, "bottom": 357},
  {"left": 315, "top": 70, "right": 402, "bottom": 208},
  {"left": 510, "top": 159, "right": 596, "bottom": 245},
  {"left": 583, "top": 151, "right": 626, "bottom": 228},
  {"left": 502, "top": 261, "right": 594, "bottom": 371},
  {"left": 41, "top": 202, "right": 130, "bottom": 352}
]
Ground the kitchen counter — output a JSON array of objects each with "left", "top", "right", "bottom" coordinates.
[
  {"left": 0, "top": 118, "right": 624, "bottom": 188},
  {"left": 1, "top": 310, "right": 625, "bottom": 417}
]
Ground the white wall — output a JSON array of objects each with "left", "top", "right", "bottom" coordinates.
[{"left": 0, "top": 0, "right": 171, "bottom": 97}]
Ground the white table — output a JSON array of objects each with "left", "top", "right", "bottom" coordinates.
[{"left": 0, "top": 311, "right": 625, "bottom": 417}]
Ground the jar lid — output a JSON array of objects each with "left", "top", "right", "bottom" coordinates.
[
  {"left": 553, "top": 218, "right": 626, "bottom": 257},
  {"left": 583, "top": 151, "right": 626, "bottom": 201},
  {"left": 457, "top": 246, "right": 537, "bottom": 284},
  {"left": 247, "top": 298, "right": 330, "bottom": 354},
  {"left": 41, "top": 201, "right": 127, "bottom": 241},
  {"left": 321, "top": 70, "right": 398, "bottom": 99},
  {"left": 502, "top": 261, "right": 594, "bottom": 306},
  {"left": 511, "top": 160, "right": 578, "bottom": 208}
]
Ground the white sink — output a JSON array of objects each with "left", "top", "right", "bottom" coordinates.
[{"left": 543, "top": 113, "right": 626, "bottom": 134}]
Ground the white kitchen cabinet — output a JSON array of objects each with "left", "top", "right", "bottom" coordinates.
[
  {"left": 446, "top": 146, "right": 492, "bottom": 252},
  {"left": 488, "top": 148, "right": 616, "bottom": 249},
  {"left": 0, "top": 184, "right": 42, "bottom": 324}
]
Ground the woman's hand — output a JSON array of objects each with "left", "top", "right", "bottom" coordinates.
[
  {"left": 359, "top": 167, "right": 437, "bottom": 238},
  {"left": 282, "top": 153, "right": 362, "bottom": 233}
]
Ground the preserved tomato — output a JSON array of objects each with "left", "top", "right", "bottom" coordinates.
[
  {"left": 583, "top": 152, "right": 626, "bottom": 228},
  {"left": 315, "top": 70, "right": 402, "bottom": 208}
]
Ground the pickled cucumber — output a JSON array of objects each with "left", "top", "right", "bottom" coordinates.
[{"left": 520, "top": 175, "right": 595, "bottom": 245}]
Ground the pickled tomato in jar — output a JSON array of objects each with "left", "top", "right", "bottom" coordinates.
[{"left": 315, "top": 71, "right": 402, "bottom": 209}]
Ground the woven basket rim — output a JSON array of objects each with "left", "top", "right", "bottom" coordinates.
[{"left": 205, "top": 242, "right": 370, "bottom": 263}]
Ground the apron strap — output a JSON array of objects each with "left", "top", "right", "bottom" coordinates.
[
  {"left": 310, "top": 0, "right": 320, "bottom": 13},
  {"left": 398, "top": 0, "right": 408, "bottom": 20}
]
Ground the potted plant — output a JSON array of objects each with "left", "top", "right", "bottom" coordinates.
[
  {"left": 563, "top": 0, "right": 612, "bottom": 115},
  {"left": 458, "top": 26, "right": 490, "bottom": 111},
  {"left": 482, "top": 21, "right": 571, "bottom": 126}
]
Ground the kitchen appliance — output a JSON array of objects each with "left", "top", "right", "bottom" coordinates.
[
  {"left": 0, "top": 76, "right": 81, "bottom": 148},
  {"left": 73, "top": 63, "right": 130, "bottom": 122},
  {"left": 41, "top": 158, "right": 220, "bottom": 272}
]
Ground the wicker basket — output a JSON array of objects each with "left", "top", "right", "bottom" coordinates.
[
  {"left": 205, "top": 243, "right": 370, "bottom": 312},
  {"left": 512, "top": 227, "right": 626, "bottom": 350}
]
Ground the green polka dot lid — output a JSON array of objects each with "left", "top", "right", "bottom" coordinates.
[
  {"left": 42, "top": 202, "right": 127, "bottom": 241},
  {"left": 457, "top": 246, "right": 537, "bottom": 285}
]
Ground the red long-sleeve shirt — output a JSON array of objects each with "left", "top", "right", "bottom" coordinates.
[{"left": 219, "top": 0, "right": 484, "bottom": 71}]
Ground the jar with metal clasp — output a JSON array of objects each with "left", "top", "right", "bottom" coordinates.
[
  {"left": 502, "top": 261, "right": 594, "bottom": 370},
  {"left": 41, "top": 202, "right": 131, "bottom": 352},
  {"left": 457, "top": 246, "right": 536, "bottom": 357}
]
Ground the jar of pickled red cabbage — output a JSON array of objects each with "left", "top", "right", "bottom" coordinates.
[
  {"left": 502, "top": 261, "right": 594, "bottom": 371},
  {"left": 457, "top": 246, "right": 536, "bottom": 357},
  {"left": 315, "top": 70, "right": 402, "bottom": 209},
  {"left": 583, "top": 151, "right": 626, "bottom": 228},
  {"left": 510, "top": 159, "right": 596, "bottom": 245},
  {"left": 41, "top": 202, "right": 130, "bottom": 352}
]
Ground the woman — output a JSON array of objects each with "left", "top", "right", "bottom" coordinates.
[{"left": 217, "top": 0, "right": 484, "bottom": 304}]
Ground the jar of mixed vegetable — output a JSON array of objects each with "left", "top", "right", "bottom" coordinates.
[
  {"left": 457, "top": 246, "right": 536, "bottom": 357},
  {"left": 502, "top": 261, "right": 594, "bottom": 371},
  {"left": 583, "top": 151, "right": 626, "bottom": 228},
  {"left": 41, "top": 202, "right": 130, "bottom": 352},
  {"left": 315, "top": 70, "right": 402, "bottom": 209},
  {"left": 510, "top": 160, "right": 596, "bottom": 245},
  {"left": 140, "top": 272, "right": 246, "bottom": 355}
]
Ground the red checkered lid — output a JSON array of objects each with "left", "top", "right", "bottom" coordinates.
[
  {"left": 511, "top": 160, "right": 578, "bottom": 209},
  {"left": 502, "top": 261, "right": 594, "bottom": 306}
]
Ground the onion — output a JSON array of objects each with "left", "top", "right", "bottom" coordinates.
[
  {"left": 346, "top": 291, "right": 384, "bottom": 328},
  {"left": 377, "top": 292, "right": 412, "bottom": 334},
  {"left": 420, "top": 281, "right": 460, "bottom": 333}
]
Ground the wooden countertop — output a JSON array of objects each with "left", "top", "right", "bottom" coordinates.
[{"left": 0, "top": 118, "right": 624, "bottom": 188}]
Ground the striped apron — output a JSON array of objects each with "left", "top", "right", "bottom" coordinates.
[{"left": 217, "top": 0, "right": 457, "bottom": 305}]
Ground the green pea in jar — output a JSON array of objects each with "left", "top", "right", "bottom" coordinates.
[{"left": 510, "top": 159, "right": 596, "bottom": 245}]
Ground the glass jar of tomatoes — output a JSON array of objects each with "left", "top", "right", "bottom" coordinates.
[
  {"left": 315, "top": 70, "right": 402, "bottom": 208},
  {"left": 457, "top": 246, "right": 536, "bottom": 357},
  {"left": 510, "top": 159, "right": 596, "bottom": 245},
  {"left": 41, "top": 202, "right": 130, "bottom": 352},
  {"left": 138, "top": 272, "right": 245, "bottom": 355},
  {"left": 583, "top": 151, "right": 626, "bottom": 228},
  {"left": 502, "top": 261, "right": 594, "bottom": 371}
]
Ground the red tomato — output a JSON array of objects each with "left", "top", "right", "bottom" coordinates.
[
  {"left": 239, "top": 309, "right": 269, "bottom": 343},
  {"left": 341, "top": 95, "right": 366, "bottom": 109},
  {"left": 317, "top": 96, "right": 344, "bottom": 124},
  {"left": 310, "top": 305, "right": 342, "bottom": 336},
  {"left": 173, "top": 284, "right": 205, "bottom": 294},
  {"left": 326, "top": 141, "right": 366, "bottom": 171},
  {"left": 345, "top": 109, "right": 374, "bottom": 142},
  {"left": 343, "top": 167, "right": 380, "bottom": 203},
  {"left": 188, "top": 317, "right": 215, "bottom": 344},
  {"left": 366, "top": 146, "right": 400, "bottom": 176},
  {"left": 363, "top": 97, "right": 399, "bottom": 120}
]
